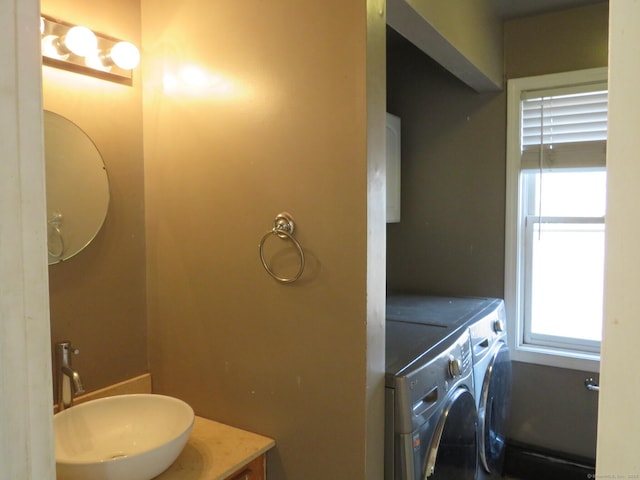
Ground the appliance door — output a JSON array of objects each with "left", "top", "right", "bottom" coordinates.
[
  {"left": 423, "top": 388, "right": 477, "bottom": 480},
  {"left": 478, "top": 342, "right": 512, "bottom": 474}
]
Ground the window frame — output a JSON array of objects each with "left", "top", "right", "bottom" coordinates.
[{"left": 505, "top": 67, "right": 607, "bottom": 371}]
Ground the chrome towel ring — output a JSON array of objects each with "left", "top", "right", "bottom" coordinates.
[{"left": 259, "top": 212, "right": 305, "bottom": 283}]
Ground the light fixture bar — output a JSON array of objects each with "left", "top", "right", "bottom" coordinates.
[{"left": 41, "top": 14, "right": 140, "bottom": 85}]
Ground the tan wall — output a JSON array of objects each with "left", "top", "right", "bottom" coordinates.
[
  {"left": 42, "top": 0, "right": 147, "bottom": 394},
  {"left": 141, "top": 1, "right": 385, "bottom": 479},
  {"left": 505, "top": 3, "right": 609, "bottom": 78}
]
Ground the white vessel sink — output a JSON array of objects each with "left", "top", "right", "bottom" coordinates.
[{"left": 54, "top": 394, "right": 195, "bottom": 480}]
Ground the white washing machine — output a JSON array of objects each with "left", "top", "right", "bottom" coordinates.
[{"left": 468, "top": 299, "right": 512, "bottom": 480}]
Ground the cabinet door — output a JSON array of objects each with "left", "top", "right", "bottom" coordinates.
[
  {"left": 226, "top": 455, "right": 265, "bottom": 480},
  {"left": 386, "top": 113, "right": 401, "bottom": 223}
]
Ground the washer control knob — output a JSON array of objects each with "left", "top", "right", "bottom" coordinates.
[
  {"left": 493, "top": 319, "right": 504, "bottom": 333},
  {"left": 448, "top": 357, "right": 462, "bottom": 378}
]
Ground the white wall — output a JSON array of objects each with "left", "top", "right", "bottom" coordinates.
[{"left": 596, "top": 1, "right": 640, "bottom": 476}]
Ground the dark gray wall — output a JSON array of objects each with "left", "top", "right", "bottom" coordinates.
[
  {"left": 508, "top": 363, "right": 599, "bottom": 458},
  {"left": 386, "top": 3, "right": 607, "bottom": 459},
  {"left": 386, "top": 27, "right": 505, "bottom": 299}
]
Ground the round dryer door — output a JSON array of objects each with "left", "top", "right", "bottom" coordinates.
[
  {"left": 479, "top": 342, "right": 512, "bottom": 474},
  {"left": 425, "top": 388, "right": 477, "bottom": 480}
]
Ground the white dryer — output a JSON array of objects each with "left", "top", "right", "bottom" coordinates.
[{"left": 468, "top": 299, "right": 512, "bottom": 479}]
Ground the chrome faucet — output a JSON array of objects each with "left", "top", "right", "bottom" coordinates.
[{"left": 56, "top": 341, "right": 85, "bottom": 411}]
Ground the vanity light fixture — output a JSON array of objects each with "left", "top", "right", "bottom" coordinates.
[{"left": 41, "top": 14, "right": 140, "bottom": 85}]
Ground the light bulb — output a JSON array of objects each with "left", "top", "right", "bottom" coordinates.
[
  {"left": 110, "top": 41, "right": 140, "bottom": 70},
  {"left": 85, "top": 51, "right": 111, "bottom": 72},
  {"left": 63, "top": 26, "right": 97, "bottom": 57},
  {"left": 41, "top": 35, "right": 68, "bottom": 60}
]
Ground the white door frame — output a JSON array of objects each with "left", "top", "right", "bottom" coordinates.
[
  {"left": 596, "top": 2, "right": 640, "bottom": 476},
  {"left": 0, "top": 0, "right": 55, "bottom": 478}
]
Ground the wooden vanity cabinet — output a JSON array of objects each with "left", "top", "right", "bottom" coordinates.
[{"left": 225, "top": 454, "right": 265, "bottom": 480}]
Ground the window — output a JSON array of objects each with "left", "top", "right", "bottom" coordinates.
[{"left": 505, "top": 68, "right": 608, "bottom": 370}]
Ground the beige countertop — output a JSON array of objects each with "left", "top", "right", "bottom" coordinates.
[
  {"left": 155, "top": 416, "right": 275, "bottom": 480},
  {"left": 64, "top": 375, "right": 274, "bottom": 480}
]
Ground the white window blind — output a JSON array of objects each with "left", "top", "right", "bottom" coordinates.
[{"left": 521, "top": 87, "right": 608, "bottom": 170}]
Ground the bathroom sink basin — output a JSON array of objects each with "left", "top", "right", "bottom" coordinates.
[{"left": 54, "top": 394, "right": 195, "bottom": 480}]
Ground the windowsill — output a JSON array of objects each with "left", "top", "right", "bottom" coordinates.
[{"left": 509, "top": 343, "right": 600, "bottom": 372}]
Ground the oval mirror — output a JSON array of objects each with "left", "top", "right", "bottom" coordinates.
[{"left": 44, "top": 111, "right": 110, "bottom": 265}]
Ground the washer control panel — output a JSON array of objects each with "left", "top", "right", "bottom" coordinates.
[
  {"left": 390, "top": 328, "right": 475, "bottom": 435},
  {"left": 448, "top": 357, "right": 462, "bottom": 378}
]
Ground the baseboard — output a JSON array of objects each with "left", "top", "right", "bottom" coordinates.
[{"left": 503, "top": 441, "right": 595, "bottom": 480}]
